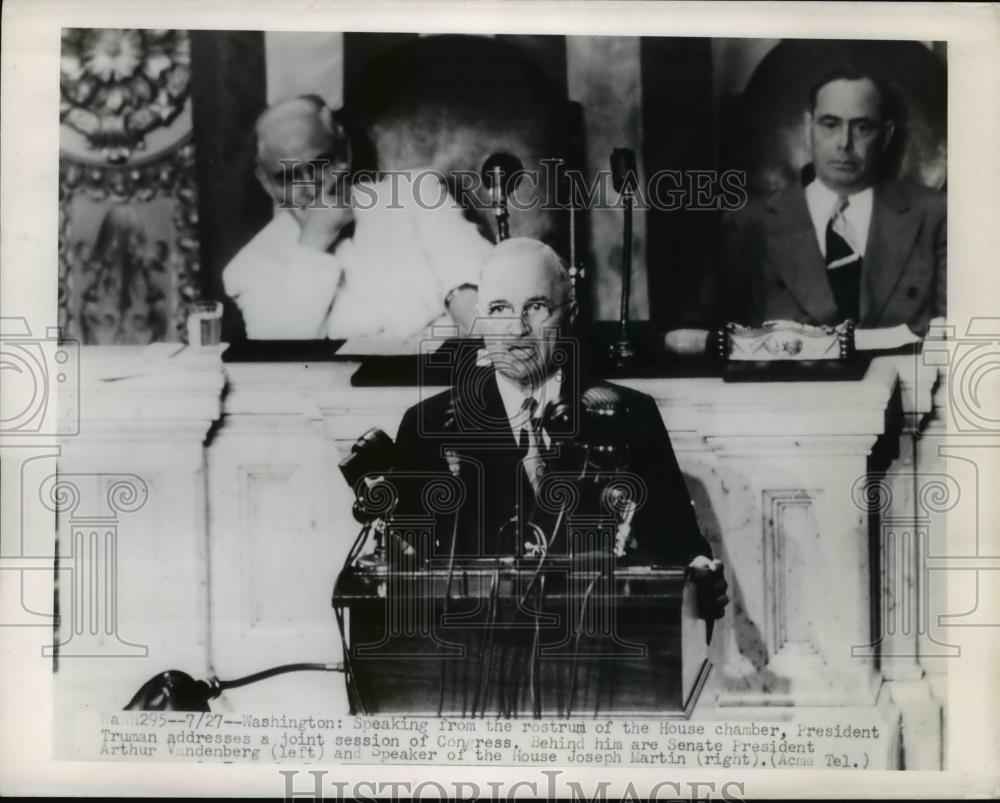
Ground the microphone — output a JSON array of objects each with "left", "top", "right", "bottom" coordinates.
[
  {"left": 609, "top": 148, "right": 638, "bottom": 368},
  {"left": 339, "top": 428, "right": 396, "bottom": 524},
  {"left": 541, "top": 398, "right": 572, "bottom": 435},
  {"left": 441, "top": 395, "right": 462, "bottom": 478},
  {"left": 339, "top": 427, "right": 395, "bottom": 487},
  {"left": 578, "top": 385, "right": 638, "bottom": 558},
  {"left": 610, "top": 148, "right": 638, "bottom": 195},
  {"left": 579, "top": 385, "right": 627, "bottom": 472},
  {"left": 482, "top": 152, "right": 524, "bottom": 198},
  {"left": 581, "top": 384, "right": 623, "bottom": 412},
  {"left": 481, "top": 152, "right": 524, "bottom": 242}
]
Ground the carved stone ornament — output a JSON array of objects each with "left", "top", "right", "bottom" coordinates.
[{"left": 60, "top": 29, "right": 191, "bottom": 164}]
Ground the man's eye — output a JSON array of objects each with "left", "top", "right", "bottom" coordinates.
[
  {"left": 527, "top": 301, "right": 548, "bottom": 314},
  {"left": 855, "top": 122, "right": 874, "bottom": 136},
  {"left": 489, "top": 304, "right": 513, "bottom": 316}
]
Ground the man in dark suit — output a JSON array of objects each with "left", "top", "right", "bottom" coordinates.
[
  {"left": 391, "top": 238, "right": 727, "bottom": 619},
  {"left": 668, "top": 67, "right": 946, "bottom": 352}
]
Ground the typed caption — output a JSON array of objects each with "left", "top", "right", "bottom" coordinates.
[{"left": 77, "top": 711, "right": 889, "bottom": 769}]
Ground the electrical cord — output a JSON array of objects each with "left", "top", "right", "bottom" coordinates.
[
  {"left": 470, "top": 570, "right": 499, "bottom": 717},
  {"left": 214, "top": 662, "right": 343, "bottom": 692},
  {"left": 437, "top": 511, "right": 462, "bottom": 716},
  {"left": 566, "top": 572, "right": 601, "bottom": 718}
]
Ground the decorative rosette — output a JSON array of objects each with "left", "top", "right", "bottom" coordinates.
[{"left": 60, "top": 29, "right": 191, "bottom": 163}]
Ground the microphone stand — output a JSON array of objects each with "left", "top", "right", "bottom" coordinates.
[
  {"left": 567, "top": 168, "right": 586, "bottom": 325},
  {"left": 609, "top": 148, "right": 637, "bottom": 369},
  {"left": 490, "top": 165, "right": 510, "bottom": 242},
  {"left": 482, "top": 152, "right": 523, "bottom": 244}
]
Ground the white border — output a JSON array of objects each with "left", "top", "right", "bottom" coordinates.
[{"left": 2, "top": 0, "right": 998, "bottom": 797}]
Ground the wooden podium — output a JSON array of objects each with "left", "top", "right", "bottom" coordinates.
[{"left": 332, "top": 556, "right": 709, "bottom": 718}]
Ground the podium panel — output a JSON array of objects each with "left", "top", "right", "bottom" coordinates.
[{"left": 333, "top": 559, "right": 708, "bottom": 717}]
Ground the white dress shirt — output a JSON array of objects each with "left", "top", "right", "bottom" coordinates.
[
  {"left": 223, "top": 169, "right": 492, "bottom": 339},
  {"left": 804, "top": 179, "right": 874, "bottom": 258}
]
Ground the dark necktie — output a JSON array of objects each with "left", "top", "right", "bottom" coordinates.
[
  {"left": 825, "top": 196, "right": 862, "bottom": 323},
  {"left": 516, "top": 397, "right": 545, "bottom": 495}
]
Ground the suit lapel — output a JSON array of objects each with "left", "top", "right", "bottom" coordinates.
[
  {"left": 766, "top": 185, "right": 840, "bottom": 323},
  {"left": 455, "top": 370, "right": 526, "bottom": 553},
  {"left": 861, "top": 181, "right": 921, "bottom": 324},
  {"left": 456, "top": 368, "right": 518, "bottom": 444}
]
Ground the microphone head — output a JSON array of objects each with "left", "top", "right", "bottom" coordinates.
[
  {"left": 581, "top": 384, "right": 623, "bottom": 414},
  {"left": 579, "top": 385, "right": 628, "bottom": 470},
  {"left": 610, "top": 148, "right": 638, "bottom": 195},
  {"left": 481, "top": 152, "right": 525, "bottom": 197},
  {"left": 541, "top": 398, "right": 573, "bottom": 436},
  {"left": 339, "top": 427, "right": 396, "bottom": 487}
]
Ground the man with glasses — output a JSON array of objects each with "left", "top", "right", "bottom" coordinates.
[
  {"left": 223, "top": 95, "right": 491, "bottom": 339},
  {"left": 390, "top": 238, "right": 728, "bottom": 619}
]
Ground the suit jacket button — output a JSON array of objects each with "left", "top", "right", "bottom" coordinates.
[{"left": 907, "top": 286, "right": 919, "bottom": 298}]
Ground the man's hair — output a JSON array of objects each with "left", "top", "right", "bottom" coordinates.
[
  {"left": 251, "top": 95, "right": 352, "bottom": 169},
  {"left": 807, "top": 67, "right": 899, "bottom": 122},
  {"left": 482, "top": 238, "right": 573, "bottom": 303}
]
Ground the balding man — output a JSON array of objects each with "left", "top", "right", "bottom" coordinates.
[
  {"left": 223, "top": 96, "right": 491, "bottom": 340},
  {"left": 391, "top": 238, "right": 728, "bottom": 619}
]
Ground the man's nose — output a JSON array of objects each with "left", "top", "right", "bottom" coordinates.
[
  {"left": 504, "top": 312, "right": 531, "bottom": 336},
  {"left": 838, "top": 123, "right": 854, "bottom": 151}
]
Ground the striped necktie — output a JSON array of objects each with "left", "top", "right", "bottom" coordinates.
[
  {"left": 825, "top": 195, "right": 862, "bottom": 322},
  {"left": 516, "top": 397, "right": 545, "bottom": 494}
]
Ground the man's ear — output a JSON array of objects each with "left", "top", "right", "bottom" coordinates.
[
  {"left": 881, "top": 119, "right": 896, "bottom": 152},
  {"left": 254, "top": 166, "right": 273, "bottom": 199}
]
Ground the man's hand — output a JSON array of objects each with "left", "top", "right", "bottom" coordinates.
[
  {"left": 296, "top": 203, "right": 354, "bottom": 252},
  {"left": 686, "top": 555, "right": 728, "bottom": 620},
  {"left": 444, "top": 285, "right": 479, "bottom": 338},
  {"left": 664, "top": 328, "right": 711, "bottom": 356}
]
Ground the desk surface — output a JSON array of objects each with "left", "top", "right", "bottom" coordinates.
[{"left": 73, "top": 342, "right": 939, "bottom": 435}]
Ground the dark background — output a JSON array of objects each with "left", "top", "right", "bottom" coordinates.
[{"left": 183, "top": 34, "right": 946, "bottom": 341}]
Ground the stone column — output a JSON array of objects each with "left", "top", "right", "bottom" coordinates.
[{"left": 624, "top": 360, "right": 899, "bottom": 710}]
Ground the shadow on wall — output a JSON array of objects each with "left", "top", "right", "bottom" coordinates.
[{"left": 720, "top": 39, "right": 947, "bottom": 196}]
